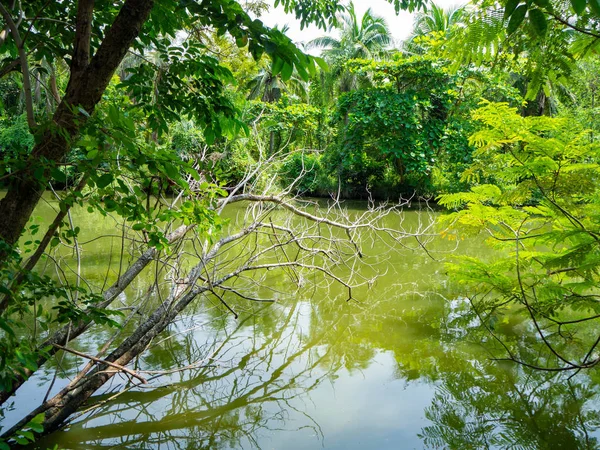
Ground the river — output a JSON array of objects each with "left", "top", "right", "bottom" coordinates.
[{"left": 2, "top": 196, "right": 600, "bottom": 449}]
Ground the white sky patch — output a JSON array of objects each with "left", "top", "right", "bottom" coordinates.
[{"left": 259, "top": 0, "right": 467, "bottom": 53}]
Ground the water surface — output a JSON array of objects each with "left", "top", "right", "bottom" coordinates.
[{"left": 3, "top": 197, "right": 600, "bottom": 449}]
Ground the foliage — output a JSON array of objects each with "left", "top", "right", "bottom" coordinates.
[
  {"left": 327, "top": 55, "right": 459, "bottom": 196},
  {"left": 280, "top": 151, "right": 326, "bottom": 194},
  {"left": 247, "top": 98, "right": 326, "bottom": 155},
  {"left": 439, "top": 101, "right": 600, "bottom": 371},
  {"left": 307, "top": 2, "right": 393, "bottom": 94},
  {"left": 0, "top": 114, "right": 34, "bottom": 171},
  {"left": 403, "top": 3, "right": 468, "bottom": 54}
]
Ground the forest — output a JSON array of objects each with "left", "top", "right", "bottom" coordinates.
[{"left": 1, "top": 0, "right": 600, "bottom": 448}]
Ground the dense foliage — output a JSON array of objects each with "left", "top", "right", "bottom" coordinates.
[{"left": 1, "top": 0, "right": 600, "bottom": 445}]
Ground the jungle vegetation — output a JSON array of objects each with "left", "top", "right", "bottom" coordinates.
[{"left": 1, "top": 0, "right": 600, "bottom": 446}]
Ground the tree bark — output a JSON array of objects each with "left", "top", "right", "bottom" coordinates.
[
  {"left": 0, "top": 224, "right": 193, "bottom": 406},
  {"left": 0, "top": 0, "right": 155, "bottom": 259}
]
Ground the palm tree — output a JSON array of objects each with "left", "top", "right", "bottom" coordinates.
[
  {"left": 246, "top": 67, "right": 308, "bottom": 103},
  {"left": 308, "top": 2, "right": 392, "bottom": 61},
  {"left": 307, "top": 2, "right": 392, "bottom": 93},
  {"left": 403, "top": 3, "right": 467, "bottom": 54},
  {"left": 413, "top": 3, "right": 466, "bottom": 37},
  {"left": 245, "top": 25, "right": 309, "bottom": 103}
]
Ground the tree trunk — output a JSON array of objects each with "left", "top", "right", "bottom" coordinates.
[
  {"left": 0, "top": 0, "right": 155, "bottom": 260},
  {"left": 0, "top": 225, "right": 193, "bottom": 406}
]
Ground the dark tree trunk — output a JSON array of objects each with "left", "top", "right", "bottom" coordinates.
[{"left": 0, "top": 0, "right": 155, "bottom": 259}]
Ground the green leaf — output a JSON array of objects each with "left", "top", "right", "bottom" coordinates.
[
  {"left": 30, "top": 413, "right": 45, "bottom": 425},
  {"left": 162, "top": 162, "right": 180, "bottom": 180},
  {"left": 507, "top": 4, "right": 528, "bottom": 34},
  {"left": 529, "top": 8, "right": 547, "bottom": 35},
  {"left": 295, "top": 63, "right": 309, "bottom": 82},
  {"left": 27, "top": 422, "right": 44, "bottom": 433},
  {"left": 280, "top": 62, "right": 293, "bottom": 81},
  {"left": 51, "top": 168, "right": 67, "bottom": 183},
  {"left": 0, "top": 318, "right": 15, "bottom": 337},
  {"left": 235, "top": 35, "right": 248, "bottom": 48},
  {"left": 504, "top": 0, "right": 521, "bottom": 20},
  {"left": 96, "top": 173, "right": 113, "bottom": 189},
  {"left": 590, "top": 0, "right": 600, "bottom": 15},
  {"left": 204, "top": 126, "right": 215, "bottom": 145},
  {"left": 271, "top": 56, "right": 284, "bottom": 76},
  {"left": 570, "top": 0, "right": 586, "bottom": 14},
  {"left": 313, "top": 56, "right": 329, "bottom": 72},
  {"left": 18, "top": 430, "right": 34, "bottom": 441}
]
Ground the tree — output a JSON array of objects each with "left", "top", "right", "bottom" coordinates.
[
  {"left": 403, "top": 3, "right": 467, "bottom": 54},
  {"left": 308, "top": 2, "right": 392, "bottom": 61},
  {"left": 439, "top": 101, "right": 600, "bottom": 372},
  {"left": 0, "top": 0, "right": 350, "bottom": 256},
  {"left": 307, "top": 1, "right": 393, "bottom": 93},
  {"left": 325, "top": 55, "right": 458, "bottom": 197}
]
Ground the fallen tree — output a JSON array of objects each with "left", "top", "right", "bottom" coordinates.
[{"left": 0, "top": 143, "right": 434, "bottom": 444}]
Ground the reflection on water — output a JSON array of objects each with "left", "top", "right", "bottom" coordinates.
[
  {"left": 4, "top": 198, "right": 600, "bottom": 449},
  {"left": 421, "top": 364, "right": 600, "bottom": 449}
]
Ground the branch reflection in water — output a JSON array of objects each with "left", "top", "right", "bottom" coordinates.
[{"left": 36, "top": 300, "right": 340, "bottom": 449}]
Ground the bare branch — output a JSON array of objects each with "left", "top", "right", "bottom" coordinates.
[{"left": 53, "top": 344, "right": 148, "bottom": 384}]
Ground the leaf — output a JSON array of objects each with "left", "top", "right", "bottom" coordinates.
[
  {"left": 27, "top": 421, "right": 44, "bottom": 433},
  {"left": 77, "top": 107, "right": 90, "bottom": 118},
  {"left": 96, "top": 173, "right": 113, "bottom": 189},
  {"left": 162, "top": 162, "right": 180, "bottom": 180},
  {"left": 235, "top": 35, "right": 248, "bottom": 48},
  {"left": 18, "top": 431, "right": 34, "bottom": 441},
  {"left": 271, "top": 56, "right": 284, "bottom": 76},
  {"left": 0, "top": 318, "right": 15, "bottom": 337},
  {"left": 529, "top": 8, "right": 547, "bottom": 35},
  {"left": 570, "top": 0, "right": 586, "bottom": 15},
  {"left": 295, "top": 63, "right": 309, "bottom": 82},
  {"left": 590, "top": 0, "right": 600, "bottom": 15},
  {"left": 30, "top": 413, "right": 45, "bottom": 425},
  {"left": 204, "top": 126, "right": 215, "bottom": 145},
  {"left": 280, "top": 62, "right": 293, "bottom": 81},
  {"left": 507, "top": 4, "right": 528, "bottom": 34},
  {"left": 504, "top": 0, "right": 521, "bottom": 20},
  {"left": 51, "top": 168, "right": 67, "bottom": 183}
]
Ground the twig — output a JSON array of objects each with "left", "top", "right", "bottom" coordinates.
[{"left": 53, "top": 344, "right": 148, "bottom": 384}]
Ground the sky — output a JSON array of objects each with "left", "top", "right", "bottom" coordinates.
[{"left": 258, "top": 0, "right": 465, "bottom": 52}]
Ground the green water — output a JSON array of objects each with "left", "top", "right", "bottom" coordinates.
[{"left": 3, "top": 197, "right": 600, "bottom": 449}]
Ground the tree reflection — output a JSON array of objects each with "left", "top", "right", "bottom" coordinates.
[
  {"left": 22, "top": 251, "right": 600, "bottom": 449},
  {"left": 419, "top": 339, "right": 600, "bottom": 449},
  {"left": 34, "top": 302, "right": 341, "bottom": 449}
]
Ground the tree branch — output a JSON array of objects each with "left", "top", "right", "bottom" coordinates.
[
  {"left": 53, "top": 344, "right": 148, "bottom": 384},
  {"left": 0, "top": 0, "right": 36, "bottom": 129},
  {"left": 71, "top": 0, "right": 95, "bottom": 77}
]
